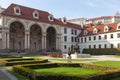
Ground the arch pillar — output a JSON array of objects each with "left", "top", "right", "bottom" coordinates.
[
  {"left": 56, "top": 34, "right": 61, "bottom": 52},
  {"left": 25, "top": 30, "right": 30, "bottom": 50},
  {"left": 1, "top": 28, "right": 9, "bottom": 50},
  {"left": 42, "top": 32, "right": 46, "bottom": 52}
]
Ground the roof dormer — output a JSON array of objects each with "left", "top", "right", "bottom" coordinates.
[
  {"left": 93, "top": 28, "right": 98, "bottom": 34},
  {"left": 117, "top": 23, "right": 120, "bottom": 30},
  {"left": 33, "top": 10, "right": 39, "bottom": 19},
  {"left": 104, "top": 26, "right": 109, "bottom": 32},
  {"left": 14, "top": 6, "right": 21, "bottom": 15},
  {"left": 48, "top": 14, "right": 54, "bottom": 21},
  {"left": 83, "top": 30, "right": 88, "bottom": 35},
  {"left": 61, "top": 17, "right": 67, "bottom": 24}
]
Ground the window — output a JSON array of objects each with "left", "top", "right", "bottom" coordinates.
[
  {"left": 93, "top": 45, "right": 96, "bottom": 48},
  {"left": 75, "top": 37, "right": 77, "bottom": 42},
  {"left": 117, "top": 23, "right": 120, "bottom": 30},
  {"left": 14, "top": 6, "right": 21, "bottom": 15},
  {"left": 93, "top": 28, "right": 98, "bottom": 34},
  {"left": 104, "top": 44, "right": 107, "bottom": 48},
  {"left": 71, "top": 37, "right": 74, "bottom": 42},
  {"left": 78, "top": 38, "right": 80, "bottom": 43},
  {"left": 64, "top": 45, "right": 67, "bottom": 49},
  {"left": 93, "top": 36, "right": 96, "bottom": 40},
  {"left": 75, "top": 30, "right": 77, "bottom": 35},
  {"left": 104, "top": 26, "right": 109, "bottom": 32},
  {"left": 89, "top": 45, "right": 91, "bottom": 49},
  {"left": 99, "top": 44, "right": 101, "bottom": 48},
  {"left": 81, "top": 37, "right": 83, "bottom": 43},
  {"left": 104, "top": 35, "right": 107, "bottom": 39},
  {"left": 117, "top": 33, "right": 120, "bottom": 38},
  {"left": 99, "top": 36, "right": 101, "bottom": 40},
  {"left": 84, "top": 30, "right": 88, "bottom": 35},
  {"left": 118, "top": 43, "right": 120, "bottom": 48},
  {"left": 33, "top": 11, "right": 39, "bottom": 18},
  {"left": 71, "top": 29, "right": 74, "bottom": 35},
  {"left": 48, "top": 14, "right": 54, "bottom": 21},
  {"left": 89, "top": 37, "right": 91, "bottom": 41},
  {"left": 61, "top": 17, "right": 67, "bottom": 24},
  {"left": 84, "top": 37, "right": 87, "bottom": 42},
  {"left": 118, "top": 26, "right": 120, "bottom": 30},
  {"left": 111, "top": 34, "right": 113, "bottom": 39},
  {"left": 111, "top": 44, "right": 114, "bottom": 48},
  {"left": 64, "top": 28, "right": 67, "bottom": 34},
  {"left": 64, "top": 36, "right": 67, "bottom": 41}
]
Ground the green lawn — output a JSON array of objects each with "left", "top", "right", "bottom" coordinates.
[
  {"left": 49, "top": 58, "right": 96, "bottom": 61},
  {"left": 93, "top": 61, "right": 120, "bottom": 68},
  {"left": 34, "top": 67, "right": 101, "bottom": 76},
  {"left": 93, "top": 61, "right": 120, "bottom": 80}
]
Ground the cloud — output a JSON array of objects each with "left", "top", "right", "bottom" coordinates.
[{"left": 87, "top": 2, "right": 97, "bottom": 7}]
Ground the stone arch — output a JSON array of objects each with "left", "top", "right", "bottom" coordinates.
[
  {"left": 7, "top": 18, "right": 27, "bottom": 30},
  {"left": 28, "top": 22, "right": 43, "bottom": 32},
  {"left": 9, "top": 21, "right": 25, "bottom": 51},
  {"left": 45, "top": 25, "right": 59, "bottom": 34},
  {"left": 30, "top": 24, "right": 42, "bottom": 51},
  {"left": 46, "top": 27, "right": 56, "bottom": 52}
]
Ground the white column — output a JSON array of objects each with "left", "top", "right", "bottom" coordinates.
[
  {"left": 6, "top": 32, "right": 9, "bottom": 49},
  {"left": 56, "top": 37, "right": 58, "bottom": 50},
  {"left": 42, "top": 36, "right": 44, "bottom": 50},
  {"left": 44, "top": 36, "right": 46, "bottom": 50},
  {"left": 2, "top": 31, "right": 7, "bottom": 49},
  {"left": 25, "top": 34, "right": 27, "bottom": 49},
  {"left": 27, "top": 34, "right": 30, "bottom": 49}
]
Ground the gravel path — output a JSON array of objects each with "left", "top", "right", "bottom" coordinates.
[{"left": 0, "top": 67, "right": 18, "bottom": 80}]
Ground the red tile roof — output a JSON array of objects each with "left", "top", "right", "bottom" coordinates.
[
  {"left": 79, "top": 23, "right": 118, "bottom": 37},
  {"left": 1, "top": 3, "right": 81, "bottom": 29},
  {"left": 0, "top": 7, "right": 5, "bottom": 13}
]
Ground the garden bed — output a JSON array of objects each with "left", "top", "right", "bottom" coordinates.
[{"left": 13, "top": 63, "right": 120, "bottom": 80}]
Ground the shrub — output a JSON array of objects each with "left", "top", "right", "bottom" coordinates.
[{"left": 83, "top": 48, "right": 120, "bottom": 55}]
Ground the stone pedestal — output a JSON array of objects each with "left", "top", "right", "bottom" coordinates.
[{"left": 67, "top": 56, "right": 72, "bottom": 63}]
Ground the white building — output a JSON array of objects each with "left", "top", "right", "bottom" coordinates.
[
  {"left": 79, "top": 22, "right": 120, "bottom": 53},
  {"left": 0, "top": 4, "right": 81, "bottom": 53},
  {"left": 68, "top": 12, "right": 120, "bottom": 26}
]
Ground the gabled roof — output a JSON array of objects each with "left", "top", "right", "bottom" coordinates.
[
  {"left": 79, "top": 23, "right": 118, "bottom": 37},
  {"left": 1, "top": 3, "right": 81, "bottom": 29}
]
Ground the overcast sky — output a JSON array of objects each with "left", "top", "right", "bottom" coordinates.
[{"left": 0, "top": 0, "right": 120, "bottom": 19}]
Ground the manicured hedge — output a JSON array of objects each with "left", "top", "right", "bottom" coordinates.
[
  {"left": 83, "top": 48, "right": 120, "bottom": 55},
  {"left": 13, "top": 63, "right": 120, "bottom": 80},
  {"left": 0, "top": 55, "right": 22, "bottom": 58},
  {"left": 4, "top": 59, "right": 48, "bottom": 66}
]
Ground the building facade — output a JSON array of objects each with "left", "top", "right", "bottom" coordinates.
[
  {"left": 0, "top": 4, "right": 81, "bottom": 53},
  {"left": 79, "top": 22, "right": 120, "bottom": 53},
  {"left": 68, "top": 12, "right": 120, "bottom": 26}
]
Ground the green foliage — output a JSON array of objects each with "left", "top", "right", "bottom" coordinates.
[
  {"left": 83, "top": 48, "right": 120, "bottom": 55},
  {"left": 13, "top": 63, "right": 120, "bottom": 80}
]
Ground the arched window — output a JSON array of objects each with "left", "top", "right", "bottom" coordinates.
[
  {"left": 48, "top": 14, "right": 54, "bottom": 21},
  {"left": 104, "top": 26, "right": 109, "bottom": 32},
  {"left": 14, "top": 6, "right": 21, "bottom": 15},
  {"left": 93, "top": 28, "right": 98, "bottom": 34},
  {"left": 84, "top": 30, "right": 88, "bottom": 35},
  {"left": 117, "top": 23, "right": 120, "bottom": 30},
  {"left": 61, "top": 17, "right": 67, "bottom": 24},
  {"left": 33, "top": 10, "right": 39, "bottom": 18}
]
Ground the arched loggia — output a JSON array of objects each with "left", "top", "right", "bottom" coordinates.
[
  {"left": 30, "top": 24, "right": 42, "bottom": 51},
  {"left": 46, "top": 27, "right": 56, "bottom": 52},
  {"left": 10, "top": 22, "right": 25, "bottom": 51}
]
